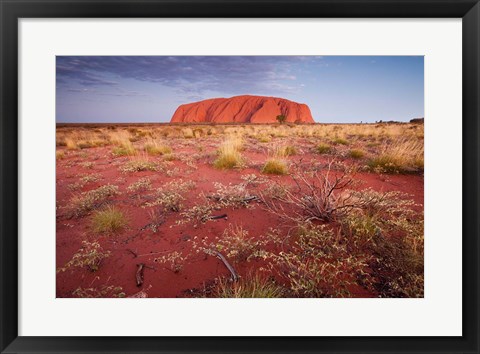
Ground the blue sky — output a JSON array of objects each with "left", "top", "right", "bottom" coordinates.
[{"left": 56, "top": 56, "right": 424, "bottom": 123}]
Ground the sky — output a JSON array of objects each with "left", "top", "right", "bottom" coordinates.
[{"left": 56, "top": 56, "right": 424, "bottom": 123}]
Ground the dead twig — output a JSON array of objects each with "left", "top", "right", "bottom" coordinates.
[
  {"left": 261, "top": 160, "right": 359, "bottom": 223},
  {"left": 136, "top": 263, "right": 145, "bottom": 287},
  {"left": 213, "top": 251, "right": 239, "bottom": 282},
  {"left": 122, "top": 231, "right": 142, "bottom": 244},
  {"left": 126, "top": 249, "right": 137, "bottom": 258},
  {"left": 208, "top": 214, "right": 228, "bottom": 220}
]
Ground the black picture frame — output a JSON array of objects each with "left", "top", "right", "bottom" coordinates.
[{"left": 1, "top": 0, "right": 479, "bottom": 353}]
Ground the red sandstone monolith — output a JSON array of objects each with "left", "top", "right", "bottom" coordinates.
[{"left": 170, "top": 95, "right": 314, "bottom": 123}]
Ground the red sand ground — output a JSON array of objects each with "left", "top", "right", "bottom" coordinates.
[{"left": 56, "top": 133, "right": 423, "bottom": 298}]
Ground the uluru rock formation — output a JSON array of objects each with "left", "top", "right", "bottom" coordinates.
[{"left": 170, "top": 95, "right": 314, "bottom": 124}]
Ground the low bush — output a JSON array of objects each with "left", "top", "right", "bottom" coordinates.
[
  {"left": 145, "top": 180, "right": 196, "bottom": 212},
  {"left": 332, "top": 137, "right": 349, "bottom": 145},
  {"left": 207, "top": 224, "right": 261, "bottom": 263},
  {"left": 268, "top": 224, "right": 371, "bottom": 297},
  {"left": 120, "top": 159, "right": 158, "bottom": 173},
  {"left": 154, "top": 251, "right": 186, "bottom": 273},
  {"left": 67, "top": 184, "right": 120, "bottom": 218},
  {"left": 127, "top": 177, "right": 152, "bottom": 192},
  {"left": 57, "top": 241, "right": 111, "bottom": 273}
]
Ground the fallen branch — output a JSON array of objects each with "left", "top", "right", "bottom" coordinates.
[
  {"left": 213, "top": 251, "right": 239, "bottom": 282},
  {"left": 208, "top": 214, "right": 228, "bottom": 220},
  {"left": 136, "top": 263, "right": 145, "bottom": 287}
]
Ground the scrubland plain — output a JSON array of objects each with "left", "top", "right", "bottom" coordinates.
[{"left": 56, "top": 122, "right": 424, "bottom": 298}]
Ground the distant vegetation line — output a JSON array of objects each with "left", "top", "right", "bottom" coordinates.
[{"left": 56, "top": 120, "right": 422, "bottom": 128}]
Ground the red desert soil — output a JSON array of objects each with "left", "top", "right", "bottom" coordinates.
[
  {"left": 56, "top": 129, "right": 423, "bottom": 298},
  {"left": 170, "top": 95, "right": 314, "bottom": 124}
]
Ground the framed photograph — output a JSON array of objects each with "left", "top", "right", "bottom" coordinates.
[{"left": 1, "top": 0, "right": 479, "bottom": 353}]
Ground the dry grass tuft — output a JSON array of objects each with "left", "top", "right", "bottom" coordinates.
[
  {"left": 213, "top": 273, "right": 285, "bottom": 298},
  {"left": 262, "top": 158, "right": 288, "bottom": 175},
  {"left": 213, "top": 137, "right": 244, "bottom": 169},
  {"left": 368, "top": 138, "right": 423, "bottom": 173},
  {"left": 257, "top": 135, "right": 272, "bottom": 143},
  {"left": 182, "top": 128, "right": 195, "bottom": 139},
  {"left": 91, "top": 206, "right": 128, "bottom": 234},
  {"left": 316, "top": 144, "right": 332, "bottom": 154},
  {"left": 332, "top": 137, "right": 349, "bottom": 145},
  {"left": 349, "top": 149, "right": 365, "bottom": 159},
  {"left": 65, "top": 138, "right": 78, "bottom": 150},
  {"left": 112, "top": 142, "right": 136, "bottom": 156},
  {"left": 109, "top": 131, "right": 137, "bottom": 156},
  {"left": 276, "top": 145, "right": 297, "bottom": 157},
  {"left": 56, "top": 151, "right": 65, "bottom": 160},
  {"left": 144, "top": 139, "right": 172, "bottom": 155}
]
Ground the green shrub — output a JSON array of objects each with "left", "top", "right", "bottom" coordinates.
[
  {"left": 276, "top": 115, "right": 287, "bottom": 124},
  {"left": 127, "top": 177, "right": 152, "bottom": 192}
]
